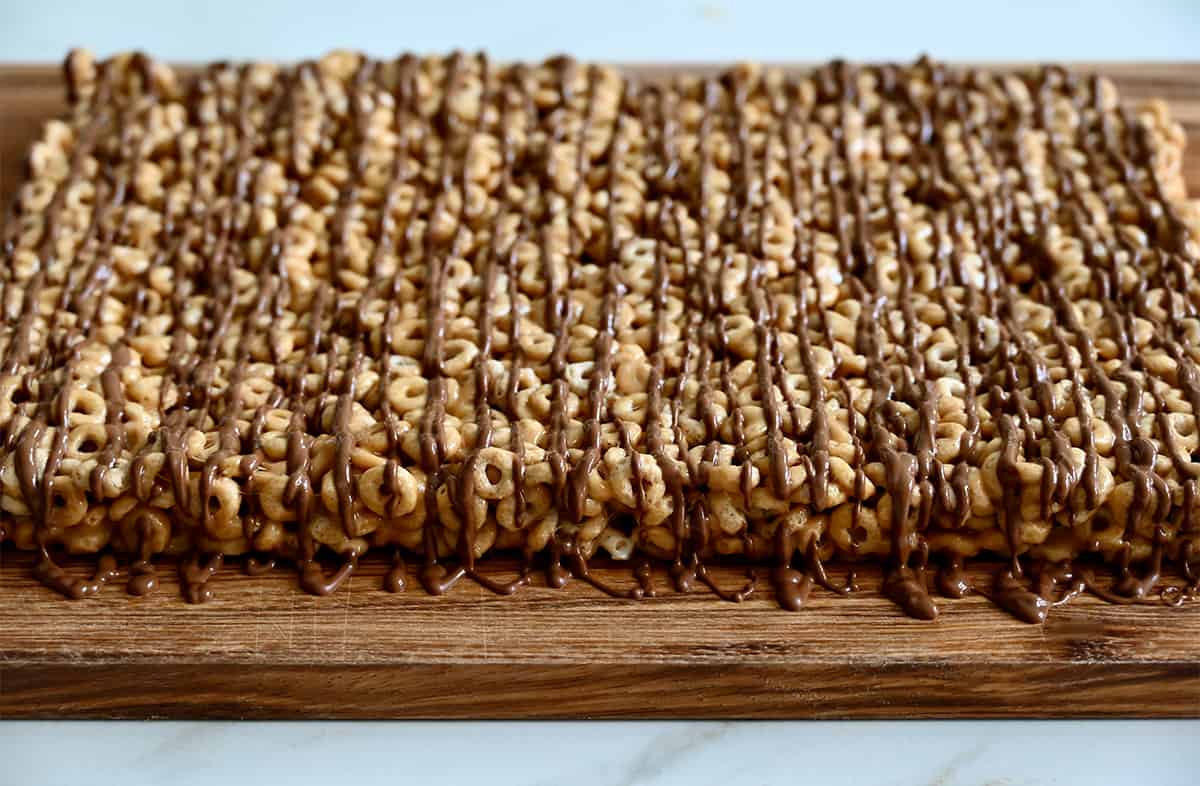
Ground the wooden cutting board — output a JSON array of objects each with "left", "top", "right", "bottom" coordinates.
[{"left": 1, "top": 63, "right": 1199, "bottom": 720}]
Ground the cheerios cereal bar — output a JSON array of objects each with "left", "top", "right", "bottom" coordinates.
[{"left": 2, "top": 50, "right": 1199, "bottom": 619}]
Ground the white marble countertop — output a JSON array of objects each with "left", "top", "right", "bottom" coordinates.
[
  {"left": 2, "top": 720, "right": 1197, "bottom": 785},
  {"left": 3, "top": 2, "right": 1198, "bottom": 784}
]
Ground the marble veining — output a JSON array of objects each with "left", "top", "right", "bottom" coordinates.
[{"left": 0, "top": 721, "right": 1195, "bottom": 785}]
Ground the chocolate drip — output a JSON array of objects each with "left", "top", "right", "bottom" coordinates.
[
  {"left": 126, "top": 514, "right": 160, "bottom": 596},
  {"left": 936, "top": 557, "right": 972, "bottom": 599},
  {"left": 772, "top": 565, "right": 814, "bottom": 612},
  {"left": 179, "top": 552, "right": 223, "bottom": 604},
  {"left": 770, "top": 527, "right": 813, "bottom": 611},
  {"left": 633, "top": 558, "right": 657, "bottom": 597},
  {"left": 561, "top": 535, "right": 646, "bottom": 599},
  {"left": 418, "top": 562, "right": 467, "bottom": 596},
  {"left": 299, "top": 554, "right": 357, "bottom": 596},
  {"left": 804, "top": 537, "right": 856, "bottom": 596},
  {"left": 34, "top": 551, "right": 119, "bottom": 600},
  {"left": 383, "top": 550, "right": 408, "bottom": 593},
  {"left": 990, "top": 568, "right": 1051, "bottom": 624},
  {"left": 243, "top": 556, "right": 277, "bottom": 577}
]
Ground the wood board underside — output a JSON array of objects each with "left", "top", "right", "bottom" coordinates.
[{"left": 0, "top": 63, "right": 1198, "bottom": 719}]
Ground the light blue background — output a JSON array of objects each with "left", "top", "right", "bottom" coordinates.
[
  {"left": 1, "top": 0, "right": 1198, "bottom": 62},
  {"left": 1, "top": 1, "right": 1198, "bottom": 784}
]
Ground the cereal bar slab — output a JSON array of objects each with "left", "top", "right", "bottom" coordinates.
[{"left": 2, "top": 51, "right": 1200, "bottom": 619}]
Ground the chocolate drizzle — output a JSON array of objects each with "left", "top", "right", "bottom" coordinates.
[
  {"left": 33, "top": 552, "right": 119, "bottom": 600},
  {"left": 1, "top": 52, "right": 1199, "bottom": 621},
  {"left": 179, "top": 552, "right": 222, "bottom": 604}
]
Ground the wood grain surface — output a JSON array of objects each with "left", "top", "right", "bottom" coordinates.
[{"left": 1, "top": 63, "right": 1199, "bottom": 720}]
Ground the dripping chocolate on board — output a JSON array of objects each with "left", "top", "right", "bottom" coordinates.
[{"left": 1, "top": 50, "right": 1199, "bottom": 621}]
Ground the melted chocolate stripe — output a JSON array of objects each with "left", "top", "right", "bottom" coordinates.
[
  {"left": 453, "top": 62, "right": 531, "bottom": 596},
  {"left": 417, "top": 52, "right": 480, "bottom": 595},
  {"left": 24, "top": 61, "right": 140, "bottom": 598}
]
